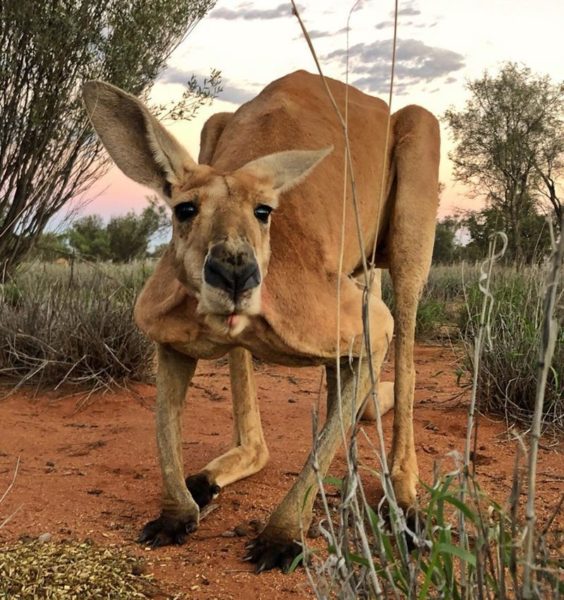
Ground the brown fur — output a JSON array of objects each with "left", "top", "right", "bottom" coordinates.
[{"left": 82, "top": 70, "right": 439, "bottom": 570}]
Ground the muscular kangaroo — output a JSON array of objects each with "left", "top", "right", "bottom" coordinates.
[{"left": 83, "top": 70, "right": 439, "bottom": 572}]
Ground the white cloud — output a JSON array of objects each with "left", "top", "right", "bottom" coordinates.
[
  {"left": 326, "top": 38, "right": 465, "bottom": 94},
  {"left": 210, "top": 3, "right": 293, "bottom": 20}
]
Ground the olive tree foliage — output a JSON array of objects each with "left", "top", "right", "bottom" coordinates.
[
  {"left": 66, "top": 215, "right": 111, "bottom": 261},
  {"left": 105, "top": 198, "right": 169, "bottom": 262},
  {"left": 0, "top": 0, "right": 219, "bottom": 279},
  {"left": 65, "top": 198, "right": 169, "bottom": 262},
  {"left": 432, "top": 217, "right": 461, "bottom": 264},
  {"left": 444, "top": 63, "right": 563, "bottom": 263}
]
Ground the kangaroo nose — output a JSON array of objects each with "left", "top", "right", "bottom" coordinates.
[{"left": 204, "top": 246, "right": 261, "bottom": 297}]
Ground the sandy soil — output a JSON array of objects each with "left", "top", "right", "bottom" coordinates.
[{"left": 0, "top": 345, "right": 562, "bottom": 599}]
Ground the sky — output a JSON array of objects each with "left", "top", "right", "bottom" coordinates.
[{"left": 70, "top": 0, "right": 564, "bottom": 226}]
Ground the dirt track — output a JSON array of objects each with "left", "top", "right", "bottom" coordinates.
[{"left": 0, "top": 345, "right": 562, "bottom": 599}]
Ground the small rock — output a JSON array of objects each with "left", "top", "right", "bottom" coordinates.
[
  {"left": 38, "top": 533, "right": 52, "bottom": 543},
  {"left": 87, "top": 488, "right": 103, "bottom": 496},
  {"left": 45, "top": 460, "right": 55, "bottom": 467},
  {"left": 288, "top": 398, "right": 297, "bottom": 404},
  {"left": 220, "top": 530, "right": 236, "bottom": 538}
]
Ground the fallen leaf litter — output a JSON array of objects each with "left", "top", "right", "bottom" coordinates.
[{"left": 0, "top": 539, "right": 156, "bottom": 599}]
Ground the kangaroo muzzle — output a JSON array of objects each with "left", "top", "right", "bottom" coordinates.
[{"left": 203, "top": 243, "right": 261, "bottom": 299}]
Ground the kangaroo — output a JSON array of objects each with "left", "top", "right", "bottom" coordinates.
[{"left": 82, "top": 69, "right": 439, "bottom": 572}]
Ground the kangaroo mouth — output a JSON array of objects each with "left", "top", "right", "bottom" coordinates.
[
  {"left": 226, "top": 313, "right": 239, "bottom": 329},
  {"left": 198, "top": 278, "right": 262, "bottom": 338},
  {"left": 202, "top": 310, "right": 252, "bottom": 339}
]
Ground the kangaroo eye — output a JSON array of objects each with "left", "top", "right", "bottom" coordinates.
[
  {"left": 254, "top": 204, "right": 273, "bottom": 224},
  {"left": 174, "top": 201, "right": 198, "bottom": 222}
]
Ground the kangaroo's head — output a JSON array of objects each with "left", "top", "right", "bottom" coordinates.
[{"left": 82, "top": 81, "right": 330, "bottom": 336}]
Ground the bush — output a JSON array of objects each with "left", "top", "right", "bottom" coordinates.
[
  {"left": 3, "top": 260, "right": 562, "bottom": 431},
  {"left": 462, "top": 265, "right": 563, "bottom": 428},
  {"left": 0, "top": 261, "right": 155, "bottom": 390}
]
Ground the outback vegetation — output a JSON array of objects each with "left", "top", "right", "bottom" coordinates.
[
  {"left": 0, "top": 5, "right": 562, "bottom": 600},
  {"left": 0, "top": 0, "right": 220, "bottom": 278},
  {"left": 34, "top": 197, "right": 171, "bottom": 263},
  {"left": 439, "top": 63, "right": 563, "bottom": 265},
  {"left": 2, "top": 261, "right": 561, "bottom": 429}
]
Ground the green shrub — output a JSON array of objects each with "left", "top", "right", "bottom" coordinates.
[
  {"left": 303, "top": 466, "right": 562, "bottom": 599},
  {"left": 416, "top": 297, "right": 448, "bottom": 338}
]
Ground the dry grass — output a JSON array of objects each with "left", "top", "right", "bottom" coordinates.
[
  {"left": 0, "top": 261, "right": 154, "bottom": 393},
  {"left": 0, "top": 539, "right": 155, "bottom": 598},
  {"left": 460, "top": 262, "right": 563, "bottom": 430},
  {"left": 299, "top": 229, "right": 563, "bottom": 600}
]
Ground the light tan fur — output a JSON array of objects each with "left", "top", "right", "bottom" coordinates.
[
  {"left": 204, "top": 347, "right": 269, "bottom": 488},
  {"left": 82, "top": 70, "right": 439, "bottom": 570}
]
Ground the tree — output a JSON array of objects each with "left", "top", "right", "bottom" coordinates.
[
  {"left": 106, "top": 199, "right": 169, "bottom": 262},
  {"left": 0, "top": 0, "right": 219, "bottom": 278},
  {"left": 66, "top": 199, "right": 169, "bottom": 262},
  {"left": 444, "top": 63, "right": 563, "bottom": 262},
  {"left": 66, "top": 215, "right": 110, "bottom": 261},
  {"left": 26, "top": 232, "right": 70, "bottom": 262},
  {"left": 459, "top": 206, "right": 551, "bottom": 263},
  {"left": 432, "top": 217, "right": 460, "bottom": 264}
]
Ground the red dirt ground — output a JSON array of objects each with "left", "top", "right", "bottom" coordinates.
[{"left": 0, "top": 345, "right": 562, "bottom": 599}]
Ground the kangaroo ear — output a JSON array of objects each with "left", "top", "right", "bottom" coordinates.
[
  {"left": 82, "top": 80, "right": 197, "bottom": 197},
  {"left": 236, "top": 147, "right": 333, "bottom": 194}
]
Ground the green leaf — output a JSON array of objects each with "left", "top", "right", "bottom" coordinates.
[
  {"left": 287, "top": 551, "right": 305, "bottom": 574},
  {"left": 323, "top": 475, "right": 343, "bottom": 490},
  {"left": 443, "top": 495, "right": 478, "bottom": 523},
  {"left": 436, "top": 543, "right": 476, "bottom": 567}
]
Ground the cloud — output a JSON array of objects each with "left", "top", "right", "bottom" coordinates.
[
  {"left": 390, "top": 0, "right": 421, "bottom": 17},
  {"left": 210, "top": 2, "right": 293, "bottom": 20},
  {"left": 303, "top": 29, "right": 332, "bottom": 39},
  {"left": 396, "top": 6, "right": 420, "bottom": 16},
  {"left": 158, "top": 67, "right": 194, "bottom": 86},
  {"left": 159, "top": 68, "right": 256, "bottom": 105},
  {"left": 293, "top": 26, "right": 347, "bottom": 41},
  {"left": 219, "top": 81, "right": 256, "bottom": 104},
  {"left": 326, "top": 38, "right": 465, "bottom": 95}
]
